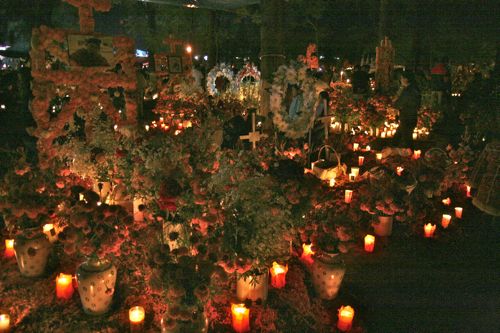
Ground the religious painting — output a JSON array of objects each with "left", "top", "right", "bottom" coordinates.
[
  {"left": 67, "top": 34, "right": 114, "bottom": 67},
  {"left": 168, "top": 56, "right": 182, "bottom": 74}
]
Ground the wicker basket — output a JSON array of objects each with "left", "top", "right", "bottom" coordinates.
[{"left": 311, "top": 145, "right": 346, "bottom": 181}]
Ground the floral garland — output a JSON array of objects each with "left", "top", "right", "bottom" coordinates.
[
  {"left": 271, "top": 62, "right": 318, "bottom": 139},
  {"left": 206, "top": 63, "right": 236, "bottom": 97},
  {"left": 236, "top": 63, "right": 261, "bottom": 84}
]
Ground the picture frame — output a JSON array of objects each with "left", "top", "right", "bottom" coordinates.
[
  {"left": 67, "top": 34, "right": 114, "bottom": 68},
  {"left": 168, "top": 56, "right": 182, "bottom": 74}
]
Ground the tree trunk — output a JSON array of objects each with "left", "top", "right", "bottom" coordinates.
[
  {"left": 378, "top": 0, "right": 388, "bottom": 41},
  {"left": 260, "top": 0, "right": 285, "bottom": 120},
  {"left": 208, "top": 10, "right": 217, "bottom": 68}
]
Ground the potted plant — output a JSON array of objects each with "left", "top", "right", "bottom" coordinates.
[
  {"left": 58, "top": 189, "right": 132, "bottom": 315},
  {"left": 359, "top": 168, "right": 406, "bottom": 236},
  {"left": 0, "top": 162, "right": 66, "bottom": 277}
]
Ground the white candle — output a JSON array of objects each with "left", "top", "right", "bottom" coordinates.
[
  {"left": 329, "top": 178, "right": 336, "bottom": 187},
  {"left": 455, "top": 207, "right": 463, "bottom": 219},
  {"left": 353, "top": 143, "right": 359, "bottom": 151},
  {"left": 351, "top": 167, "right": 359, "bottom": 177}
]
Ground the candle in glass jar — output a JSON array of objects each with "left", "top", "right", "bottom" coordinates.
[
  {"left": 424, "top": 223, "right": 436, "bottom": 238},
  {"left": 441, "top": 214, "right": 452, "bottom": 229},
  {"left": 337, "top": 305, "right": 355, "bottom": 332},
  {"left": 231, "top": 303, "right": 250, "bottom": 333},
  {"left": 0, "top": 314, "right": 10, "bottom": 333},
  {"left": 413, "top": 150, "right": 421, "bottom": 159},
  {"left": 376, "top": 153, "right": 382, "bottom": 162},
  {"left": 396, "top": 166, "right": 404, "bottom": 176},
  {"left": 351, "top": 167, "right": 359, "bottom": 177},
  {"left": 129, "top": 306, "right": 145, "bottom": 332},
  {"left": 269, "top": 262, "right": 288, "bottom": 289},
  {"left": 345, "top": 190, "right": 353, "bottom": 203},
  {"left": 56, "top": 273, "right": 74, "bottom": 300},
  {"left": 4, "top": 239, "right": 14, "bottom": 258},
  {"left": 358, "top": 156, "right": 364, "bottom": 166},
  {"left": 352, "top": 143, "right": 359, "bottom": 151},
  {"left": 43, "top": 223, "right": 58, "bottom": 243},
  {"left": 455, "top": 207, "right": 463, "bottom": 219},
  {"left": 364, "top": 234, "right": 375, "bottom": 253},
  {"left": 300, "top": 243, "right": 315, "bottom": 265}
]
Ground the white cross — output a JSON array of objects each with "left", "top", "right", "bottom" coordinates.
[{"left": 240, "top": 113, "right": 268, "bottom": 149}]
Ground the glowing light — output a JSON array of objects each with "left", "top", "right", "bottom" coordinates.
[{"left": 185, "top": 45, "right": 192, "bottom": 54}]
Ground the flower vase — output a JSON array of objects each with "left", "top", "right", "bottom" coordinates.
[
  {"left": 14, "top": 228, "right": 52, "bottom": 277},
  {"left": 161, "top": 307, "right": 208, "bottom": 333},
  {"left": 236, "top": 272, "right": 268, "bottom": 302},
  {"left": 372, "top": 215, "right": 394, "bottom": 236},
  {"left": 310, "top": 251, "right": 346, "bottom": 300},
  {"left": 76, "top": 258, "right": 117, "bottom": 315}
]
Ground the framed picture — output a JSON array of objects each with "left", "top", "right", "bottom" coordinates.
[
  {"left": 168, "top": 56, "right": 182, "bottom": 74},
  {"left": 67, "top": 34, "right": 114, "bottom": 67}
]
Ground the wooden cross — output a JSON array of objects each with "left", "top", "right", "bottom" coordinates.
[
  {"left": 64, "top": 0, "right": 112, "bottom": 34},
  {"left": 240, "top": 113, "right": 268, "bottom": 150}
]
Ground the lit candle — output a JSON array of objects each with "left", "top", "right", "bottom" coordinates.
[
  {"left": 349, "top": 173, "right": 356, "bottom": 182},
  {"left": 365, "top": 145, "right": 371, "bottom": 152},
  {"left": 129, "top": 306, "right": 145, "bottom": 332},
  {"left": 391, "top": 129, "right": 396, "bottom": 136},
  {"left": 376, "top": 153, "right": 383, "bottom": 162},
  {"left": 442, "top": 197, "right": 451, "bottom": 206},
  {"left": 424, "top": 223, "right": 436, "bottom": 238},
  {"left": 0, "top": 314, "right": 10, "bottom": 333},
  {"left": 351, "top": 167, "right": 359, "bottom": 177},
  {"left": 441, "top": 214, "right": 452, "bottom": 229},
  {"left": 466, "top": 185, "right": 471, "bottom": 198},
  {"left": 352, "top": 143, "right": 359, "bottom": 151},
  {"left": 455, "top": 207, "right": 463, "bottom": 219},
  {"left": 396, "top": 166, "right": 404, "bottom": 176},
  {"left": 364, "top": 234, "right": 375, "bottom": 253},
  {"left": 4, "top": 239, "right": 14, "bottom": 258},
  {"left": 329, "top": 178, "right": 336, "bottom": 187},
  {"left": 358, "top": 156, "right": 364, "bottom": 166},
  {"left": 345, "top": 190, "right": 353, "bottom": 203},
  {"left": 381, "top": 131, "right": 387, "bottom": 138},
  {"left": 412, "top": 132, "right": 418, "bottom": 140},
  {"left": 43, "top": 224, "right": 58, "bottom": 243},
  {"left": 269, "top": 262, "right": 288, "bottom": 289},
  {"left": 231, "top": 303, "right": 250, "bottom": 333},
  {"left": 337, "top": 305, "right": 355, "bottom": 332},
  {"left": 413, "top": 150, "right": 421, "bottom": 159},
  {"left": 56, "top": 273, "right": 74, "bottom": 300},
  {"left": 300, "top": 243, "right": 315, "bottom": 265}
]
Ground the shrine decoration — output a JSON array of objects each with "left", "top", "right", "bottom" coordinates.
[{"left": 206, "top": 63, "right": 237, "bottom": 97}]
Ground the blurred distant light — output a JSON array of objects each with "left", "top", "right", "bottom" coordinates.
[
  {"left": 0, "top": 45, "right": 10, "bottom": 51},
  {"left": 194, "top": 55, "right": 199, "bottom": 60},
  {"left": 135, "top": 49, "right": 149, "bottom": 58},
  {"left": 1, "top": 104, "right": 6, "bottom": 110},
  {"left": 186, "top": 45, "right": 192, "bottom": 54},
  {"left": 203, "top": 55, "right": 208, "bottom": 61},
  {"left": 320, "top": 55, "right": 325, "bottom": 59}
]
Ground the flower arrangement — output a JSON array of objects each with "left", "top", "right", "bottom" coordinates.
[
  {"left": 271, "top": 62, "right": 319, "bottom": 139},
  {"left": 206, "top": 63, "right": 237, "bottom": 97}
]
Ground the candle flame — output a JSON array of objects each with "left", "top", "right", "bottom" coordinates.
[
  {"left": 5, "top": 239, "right": 14, "bottom": 249},
  {"left": 129, "top": 306, "right": 145, "bottom": 323},
  {"left": 231, "top": 303, "right": 249, "bottom": 315},
  {"left": 302, "top": 243, "right": 315, "bottom": 256},
  {"left": 270, "top": 261, "right": 287, "bottom": 275}
]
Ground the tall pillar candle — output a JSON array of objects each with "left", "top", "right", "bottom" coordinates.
[
  {"left": 4, "top": 239, "right": 14, "bottom": 258},
  {"left": 364, "top": 235, "right": 375, "bottom": 253},
  {"left": 337, "top": 305, "right": 354, "bottom": 332},
  {"left": 441, "top": 214, "right": 451, "bottom": 229},
  {"left": 231, "top": 303, "right": 250, "bottom": 333},
  {"left": 56, "top": 273, "right": 75, "bottom": 300}
]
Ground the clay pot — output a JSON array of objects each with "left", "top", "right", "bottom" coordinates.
[
  {"left": 14, "top": 228, "right": 52, "bottom": 277},
  {"left": 76, "top": 258, "right": 117, "bottom": 315},
  {"left": 310, "top": 251, "right": 346, "bottom": 300},
  {"left": 372, "top": 215, "right": 394, "bottom": 236}
]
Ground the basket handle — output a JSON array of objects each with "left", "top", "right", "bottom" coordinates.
[{"left": 317, "top": 145, "right": 341, "bottom": 168}]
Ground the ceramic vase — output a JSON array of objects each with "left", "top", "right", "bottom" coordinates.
[
  {"left": 76, "top": 258, "right": 117, "bottom": 315},
  {"left": 236, "top": 272, "right": 268, "bottom": 302},
  {"left": 310, "top": 252, "right": 346, "bottom": 300},
  {"left": 14, "top": 228, "right": 52, "bottom": 277}
]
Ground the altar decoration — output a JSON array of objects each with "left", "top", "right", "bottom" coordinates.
[
  {"left": 206, "top": 63, "right": 237, "bottom": 97},
  {"left": 271, "top": 62, "right": 318, "bottom": 138},
  {"left": 236, "top": 63, "right": 261, "bottom": 109}
]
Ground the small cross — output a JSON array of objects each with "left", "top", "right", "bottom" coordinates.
[
  {"left": 64, "top": 0, "right": 111, "bottom": 33},
  {"left": 240, "top": 113, "right": 268, "bottom": 150}
]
